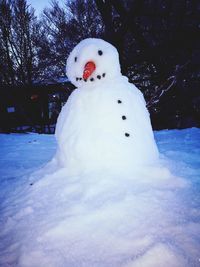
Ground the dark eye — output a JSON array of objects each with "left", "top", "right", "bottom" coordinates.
[
  {"left": 74, "top": 57, "right": 77, "bottom": 62},
  {"left": 98, "top": 50, "right": 103, "bottom": 56}
]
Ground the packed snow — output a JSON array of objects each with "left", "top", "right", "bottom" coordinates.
[{"left": 0, "top": 128, "right": 200, "bottom": 267}]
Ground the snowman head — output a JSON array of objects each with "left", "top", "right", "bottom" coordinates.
[{"left": 66, "top": 38, "right": 121, "bottom": 87}]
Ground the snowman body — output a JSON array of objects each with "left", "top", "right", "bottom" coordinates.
[{"left": 55, "top": 38, "right": 159, "bottom": 175}]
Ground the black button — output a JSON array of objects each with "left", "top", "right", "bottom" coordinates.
[
  {"left": 118, "top": 100, "right": 122, "bottom": 104},
  {"left": 122, "top": 115, "right": 126, "bottom": 120},
  {"left": 90, "top": 78, "right": 94, "bottom": 81},
  {"left": 76, "top": 77, "right": 78, "bottom": 81},
  {"left": 125, "top": 133, "right": 130, "bottom": 137},
  {"left": 97, "top": 75, "right": 101, "bottom": 79},
  {"left": 102, "top": 73, "right": 106, "bottom": 77}
]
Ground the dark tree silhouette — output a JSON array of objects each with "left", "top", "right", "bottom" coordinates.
[
  {"left": 0, "top": 0, "right": 38, "bottom": 85},
  {"left": 95, "top": 0, "right": 200, "bottom": 128}
]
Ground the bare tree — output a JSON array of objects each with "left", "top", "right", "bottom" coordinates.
[
  {"left": 0, "top": 0, "right": 15, "bottom": 85},
  {"left": 35, "top": 0, "right": 104, "bottom": 81},
  {"left": 0, "top": 0, "right": 37, "bottom": 85}
]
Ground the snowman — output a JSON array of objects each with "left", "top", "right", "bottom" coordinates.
[{"left": 55, "top": 38, "right": 159, "bottom": 176}]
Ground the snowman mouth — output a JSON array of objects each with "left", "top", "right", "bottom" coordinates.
[
  {"left": 76, "top": 72, "right": 106, "bottom": 82},
  {"left": 83, "top": 61, "right": 96, "bottom": 80}
]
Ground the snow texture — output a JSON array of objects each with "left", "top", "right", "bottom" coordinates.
[
  {"left": 0, "top": 128, "right": 200, "bottom": 267},
  {"left": 55, "top": 39, "right": 158, "bottom": 176}
]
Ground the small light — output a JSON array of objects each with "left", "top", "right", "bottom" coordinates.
[{"left": 31, "top": 94, "right": 38, "bottom": 100}]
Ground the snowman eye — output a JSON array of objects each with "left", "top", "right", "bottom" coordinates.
[
  {"left": 74, "top": 57, "right": 77, "bottom": 62},
  {"left": 98, "top": 50, "right": 103, "bottom": 56}
]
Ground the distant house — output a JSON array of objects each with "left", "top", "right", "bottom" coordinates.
[{"left": 0, "top": 78, "right": 75, "bottom": 134}]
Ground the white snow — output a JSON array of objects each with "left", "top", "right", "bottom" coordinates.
[{"left": 0, "top": 128, "right": 200, "bottom": 267}]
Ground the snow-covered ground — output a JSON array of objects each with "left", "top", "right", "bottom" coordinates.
[{"left": 0, "top": 128, "right": 200, "bottom": 267}]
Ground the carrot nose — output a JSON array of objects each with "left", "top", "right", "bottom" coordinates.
[{"left": 83, "top": 61, "right": 96, "bottom": 80}]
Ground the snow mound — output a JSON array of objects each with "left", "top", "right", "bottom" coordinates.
[{"left": 1, "top": 128, "right": 200, "bottom": 266}]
